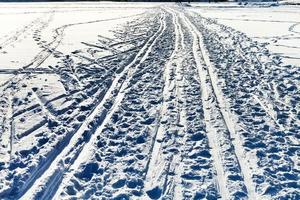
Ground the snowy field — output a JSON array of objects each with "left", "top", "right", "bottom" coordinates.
[
  {"left": 0, "top": 2, "right": 299, "bottom": 200},
  {"left": 191, "top": 2, "right": 300, "bottom": 66}
]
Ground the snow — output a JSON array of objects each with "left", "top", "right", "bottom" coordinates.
[
  {"left": 0, "top": 2, "right": 299, "bottom": 200},
  {"left": 191, "top": 4, "right": 300, "bottom": 65}
]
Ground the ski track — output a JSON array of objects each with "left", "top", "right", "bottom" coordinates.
[
  {"left": 0, "top": 12, "right": 145, "bottom": 90},
  {"left": 142, "top": 8, "right": 181, "bottom": 197},
  {"left": 55, "top": 10, "right": 170, "bottom": 199},
  {"left": 19, "top": 10, "right": 166, "bottom": 200},
  {"left": 187, "top": 9, "right": 300, "bottom": 200},
  {"left": 144, "top": 7, "right": 219, "bottom": 199},
  {"left": 54, "top": 10, "right": 175, "bottom": 200},
  {"left": 0, "top": 3, "right": 299, "bottom": 200},
  {"left": 177, "top": 9, "right": 247, "bottom": 199},
  {"left": 0, "top": 8, "right": 157, "bottom": 199}
]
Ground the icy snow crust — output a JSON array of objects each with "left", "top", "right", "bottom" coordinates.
[{"left": 0, "top": 2, "right": 299, "bottom": 200}]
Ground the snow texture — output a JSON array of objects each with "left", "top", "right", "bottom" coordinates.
[{"left": 0, "top": 2, "right": 299, "bottom": 200}]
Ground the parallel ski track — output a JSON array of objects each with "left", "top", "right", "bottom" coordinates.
[
  {"left": 20, "top": 10, "right": 166, "bottom": 200},
  {"left": 180, "top": 9, "right": 258, "bottom": 200},
  {"left": 143, "top": 8, "right": 181, "bottom": 197},
  {"left": 163, "top": 9, "right": 187, "bottom": 199},
  {"left": 177, "top": 10, "right": 230, "bottom": 200},
  {"left": 193, "top": 12, "right": 300, "bottom": 198},
  {"left": 170, "top": 8, "right": 218, "bottom": 199},
  {"left": 52, "top": 10, "right": 168, "bottom": 200},
  {"left": 0, "top": 16, "right": 151, "bottom": 192}
]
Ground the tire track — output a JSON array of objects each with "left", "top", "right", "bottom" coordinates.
[{"left": 20, "top": 11, "right": 166, "bottom": 200}]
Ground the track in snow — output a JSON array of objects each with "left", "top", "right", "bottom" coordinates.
[{"left": 0, "top": 3, "right": 299, "bottom": 200}]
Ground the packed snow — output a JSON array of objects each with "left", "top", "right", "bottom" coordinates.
[{"left": 0, "top": 2, "right": 299, "bottom": 200}]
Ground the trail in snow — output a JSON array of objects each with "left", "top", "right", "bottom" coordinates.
[
  {"left": 184, "top": 11, "right": 259, "bottom": 199},
  {"left": 21, "top": 10, "right": 167, "bottom": 200},
  {"left": 0, "top": 2, "right": 299, "bottom": 200}
]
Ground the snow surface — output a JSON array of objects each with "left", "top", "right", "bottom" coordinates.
[
  {"left": 0, "top": 2, "right": 299, "bottom": 200},
  {"left": 191, "top": 3, "right": 300, "bottom": 66}
]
